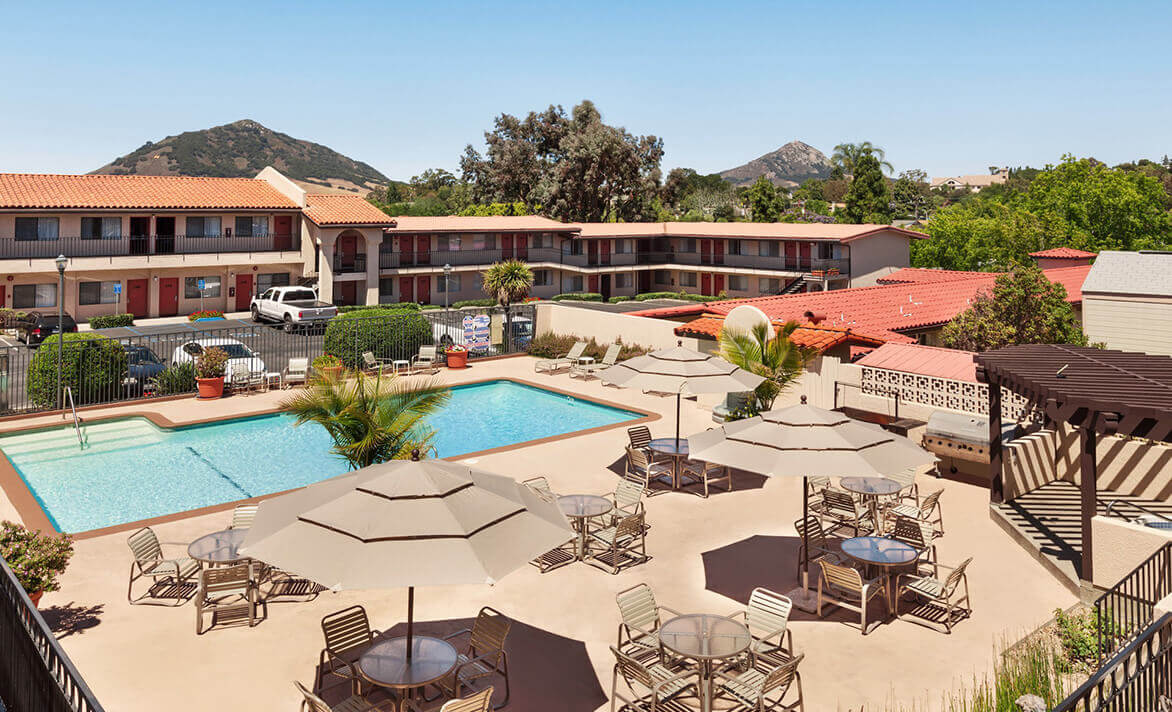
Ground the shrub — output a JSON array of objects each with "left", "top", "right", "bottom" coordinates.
[
  {"left": 421, "top": 304, "right": 443, "bottom": 310},
  {"left": 338, "top": 303, "right": 421, "bottom": 313},
  {"left": 153, "top": 361, "right": 196, "bottom": 395},
  {"left": 1053, "top": 606, "right": 1115, "bottom": 671},
  {"left": 312, "top": 354, "right": 342, "bottom": 370},
  {"left": 195, "top": 347, "right": 229, "bottom": 379},
  {"left": 551, "top": 292, "right": 604, "bottom": 302},
  {"left": 451, "top": 298, "right": 497, "bottom": 308},
  {"left": 323, "top": 309, "right": 432, "bottom": 369},
  {"left": 607, "top": 296, "right": 629, "bottom": 303},
  {"left": 0, "top": 521, "right": 73, "bottom": 594},
  {"left": 526, "top": 332, "right": 649, "bottom": 362},
  {"left": 27, "top": 333, "right": 127, "bottom": 408},
  {"left": 88, "top": 313, "right": 134, "bottom": 329},
  {"left": 627, "top": 291, "right": 722, "bottom": 303},
  {"left": 188, "top": 310, "right": 224, "bottom": 321}
]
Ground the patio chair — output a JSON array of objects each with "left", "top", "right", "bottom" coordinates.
[
  {"left": 627, "top": 425, "right": 653, "bottom": 453},
  {"left": 888, "top": 514, "right": 938, "bottom": 566},
  {"left": 820, "top": 490, "right": 875, "bottom": 537},
  {"left": 886, "top": 488, "right": 944, "bottom": 536},
  {"left": 534, "top": 341, "right": 587, "bottom": 374},
  {"left": 680, "top": 459, "right": 731, "bottom": 498},
  {"left": 126, "top": 526, "right": 201, "bottom": 605},
  {"left": 195, "top": 562, "right": 259, "bottom": 634},
  {"left": 816, "top": 560, "right": 890, "bottom": 635},
  {"left": 712, "top": 653, "right": 804, "bottom": 712},
  {"left": 805, "top": 476, "right": 833, "bottom": 517},
  {"left": 438, "top": 606, "right": 511, "bottom": 708},
  {"left": 588, "top": 512, "right": 648, "bottom": 574},
  {"left": 283, "top": 357, "right": 309, "bottom": 388},
  {"left": 794, "top": 516, "right": 847, "bottom": 582},
  {"left": 361, "top": 350, "right": 395, "bottom": 376},
  {"left": 317, "top": 606, "right": 381, "bottom": 696},
  {"left": 608, "top": 479, "right": 646, "bottom": 526},
  {"left": 615, "top": 583, "right": 680, "bottom": 662},
  {"left": 884, "top": 467, "right": 920, "bottom": 504},
  {"left": 424, "top": 687, "right": 494, "bottom": 712},
  {"left": 229, "top": 503, "right": 258, "bottom": 530},
  {"left": 895, "top": 557, "right": 973, "bottom": 634},
  {"left": 624, "top": 446, "right": 673, "bottom": 494},
  {"left": 294, "top": 680, "right": 395, "bottom": 712},
  {"left": 570, "top": 343, "right": 621, "bottom": 379},
  {"left": 228, "top": 362, "right": 263, "bottom": 394},
  {"left": 410, "top": 345, "right": 440, "bottom": 374},
  {"left": 609, "top": 646, "right": 699, "bottom": 712},
  {"left": 726, "top": 587, "right": 795, "bottom": 664}
]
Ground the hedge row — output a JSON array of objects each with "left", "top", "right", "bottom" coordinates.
[
  {"left": 527, "top": 332, "right": 649, "bottom": 361},
  {"left": 451, "top": 298, "right": 497, "bottom": 308},
  {"left": 606, "top": 291, "right": 724, "bottom": 304},
  {"left": 337, "top": 303, "right": 421, "bottom": 313},
  {"left": 551, "top": 293, "right": 604, "bottom": 302},
  {"left": 322, "top": 308, "right": 433, "bottom": 369},
  {"left": 88, "top": 313, "right": 134, "bottom": 329},
  {"left": 28, "top": 334, "right": 127, "bottom": 408}
]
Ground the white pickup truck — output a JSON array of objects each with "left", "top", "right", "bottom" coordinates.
[{"left": 250, "top": 286, "right": 337, "bottom": 332}]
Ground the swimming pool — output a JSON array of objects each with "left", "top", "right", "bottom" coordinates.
[{"left": 0, "top": 380, "right": 642, "bottom": 533}]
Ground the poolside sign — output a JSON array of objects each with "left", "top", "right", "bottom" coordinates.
[
  {"left": 197, "top": 279, "right": 206, "bottom": 291},
  {"left": 463, "top": 314, "right": 491, "bottom": 352},
  {"left": 112, "top": 283, "right": 121, "bottom": 295}
]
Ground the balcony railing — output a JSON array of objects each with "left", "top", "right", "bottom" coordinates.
[
  {"left": 0, "top": 234, "right": 300, "bottom": 260},
  {"left": 333, "top": 253, "right": 368, "bottom": 274}
]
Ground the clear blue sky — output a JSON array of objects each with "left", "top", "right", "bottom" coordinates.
[{"left": 1, "top": 0, "right": 1168, "bottom": 181}]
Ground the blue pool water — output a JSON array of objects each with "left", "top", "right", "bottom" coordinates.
[{"left": 0, "top": 380, "right": 640, "bottom": 533}]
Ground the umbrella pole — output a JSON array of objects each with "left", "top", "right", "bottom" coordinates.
[
  {"left": 406, "top": 586, "right": 414, "bottom": 662},
  {"left": 675, "top": 391, "right": 681, "bottom": 450},
  {"left": 802, "top": 476, "right": 809, "bottom": 590}
]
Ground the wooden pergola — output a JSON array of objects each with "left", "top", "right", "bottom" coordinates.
[{"left": 976, "top": 344, "right": 1172, "bottom": 582}]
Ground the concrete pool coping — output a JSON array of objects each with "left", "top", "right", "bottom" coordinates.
[{"left": 0, "top": 373, "right": 658, "bottom": 539}]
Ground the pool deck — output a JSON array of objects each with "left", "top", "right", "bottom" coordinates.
[{"left": 15, "top": 356, "right": 1076, "bottom": 711}]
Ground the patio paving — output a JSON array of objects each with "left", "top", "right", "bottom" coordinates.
[{"left": 12, "top": 356, "right": 1077, "bottom": 711}]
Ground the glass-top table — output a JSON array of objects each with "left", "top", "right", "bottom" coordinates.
[
  {"left": 842, "top": 536, "right": 919, "bottom": 612},
  {"left": 187, "top": 528, "right": 249, "bottom": 565},
  {"left": 558, "top": 495, "right": 613, "bottom": 560},
  {"left": 358, "top": 635, "right": 458, "bottom": 699},
  {"left": 648, "top": 438, "right": 699, "bottom": 490},
  {"left": 660, "top": 614, "right": 751, "bottom": 712},
  {"left": 840, "top": 476, "right": 901, "bottom": 496}
]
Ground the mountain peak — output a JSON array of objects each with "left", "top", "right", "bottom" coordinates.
[{"left": 719, "top": 140, "right": 832, "bottom": 187}]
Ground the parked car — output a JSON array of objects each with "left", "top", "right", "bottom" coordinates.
[
  {"left": 15, "top": 312, "right": 78, "bottom": 346},
  {"left": 250, "top": 286, "right": 337, "bottom": 332},
  {"left": 123, "top": 345, "right": 166, "bottom": 397},
  {"left": 170, "top": 338, "right": 265, "bottom": 385}
]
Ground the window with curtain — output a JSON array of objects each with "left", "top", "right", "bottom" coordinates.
[
  {"left": 532, "top": 234, "right": 553, "bottom": 249},
  {"left": 13, "top": 283, "right": 57, "bottom": 308},
  {"left": 437, "top": 273, "right": 461, "bottom": 292},
  {"left": 235, "top": 217, "right": 269, "bottom": 237},
  {"left": 681, "top": 238, "right": 696, "bottom": 253},
  {"left": 565, "top": 276, "right": 584, "bottom": 292},
  {"left": 185, "top": 217, "right": 221, "bottom": 238},
  {"left": 654, "top": 270, "right": 671, "bottom": 284},
  {"left": 256, "top": 272, "right": 291, "bottom": 293},
  {"left": 760, "top": 278, "right": 781, "bottom": 293},
  {"left": 79, "top": 281, "right": 119, "bottom": 305},
  {"left": 184, "top": 276, "right": 222, "bottom": 298},
  {"left": 81, "top": 217, "right": 121, "bottom": 240},
  {"left": 728, "top": 239, "right": 743, "bottom": 255},
  {"left": 818, "top": 242, "right": 834, "bottom": 259},
  {"left": 680, "top": 272, "right": 697, "bottom": 287},
  {"left": 15, "top": 217, "right": 59, "bottom": 241},
  {"left": 728, "top": 275, "right": 748, "bottom": 291},
  {"left": 533, "top": 270, "right": 552, "bottom": 286},
  {"left": 759, "top": 241, "right": 781, "bottom": 257},
  {"left": 615, "top": 273, "right": 633, "bottom": 288}
]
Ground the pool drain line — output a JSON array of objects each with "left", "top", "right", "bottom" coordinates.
[{"left": 184, "top": 446, "right": 252, "bottom": 499}]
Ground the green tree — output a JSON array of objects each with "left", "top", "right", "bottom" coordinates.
[
  {"left": 482, "top": 260, "right": 535, "bottom": 351},
  {"left": 718, "top": 321, "right": 814, "bottom": 410},
  {"left": 940, "top": 263, "right": 1087, "bottom": 352},
  {"left": 841, "top": 153, "right": 891, "bottom": 223},
  {"left": 831, "top": 141, "right": 893, "bottom": 176},
  {"left": 742, "top": 177, "right": 788, "bottom": 222},
  {"left": 891, "top": 169, "right": 931, "bottom": 219},
  {"left": 282, "top": 371, "right": 451, "bottom": 470}
]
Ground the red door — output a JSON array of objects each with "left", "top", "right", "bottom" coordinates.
[
  {"left": 400, "top": 235, "right": 415, "bottom": 266},
  {"left": 587, "top": 241, "right": 598, "bottom": 266},
  {"left": 416, "top": 236, "right": 431, "bottom": 265},
  {"left": 274, "top": 216, "right": 293, "bottom": 250},
  {"left": 235, "top": 273, "right": 253, "bottom": 311},
  {"left": 713, "top": 274, "right": 725, "bottom": 294},
  {"left": 416, "top": 275, "right": 431, "bottom": 304},
  {"left": 399, "top": 277, "right": 414, "bottom": 303},
  {"left": 784, "top": 242, "right": 798, "bottom": 269},
  {"left": 700, "top": 273, "right": 712, "bottom": 296},
  {"left": 588, "top": 275, "right": 600, "bottom": 293},
  {"left": 515, "top": 234, "right": 528, "bottom": 260},
  {"left": 600, "top": 240, "right": 611, "bottom": 265},
  {"left": 700, "top": 239, "right": 712, "bottom": 265},
  {"left": 713, "top": 241, "right": 724, "bottom": 265},
  {"left": 158, "top": 278, "right": 179, "bottom": 316},
  {"left": 126, "top": 279, "right": 148, "bottom": 318},
  {"left": 799, "top": 243, "right": 811, "bottom": 269},
  {"left": 501, "top": 234, "right": 514, "bottom": 260},
  {"left": 337, "top": 233, "right": 359, "bottom": 271}
]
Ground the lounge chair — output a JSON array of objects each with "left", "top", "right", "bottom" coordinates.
[
  {"left": 317, "top": 606, "right": 380, "bottom": 696},
  {"left": 816, "top": 560, "right": 890, "bottom": 635},
  {"left": 361, "top": 350, "right": 396, "bottom": 376},
  {"left": 410, "top": 345, "right": 440, "bottom": 374},
  {"left": 820, "top": 490, "right": 875, "bottom": 537},
  {"left": 726, "top": 587, "right": 794, "bottom": 664},
  {"left": 711, "top": 653, "right": 804, "bottom": 712},
  {"left": 896, "top": 557, "right": 973, "bottom": 634},
  {"left": 534, "top": 341, "right": 587, "bottom": 374},
  {"left": 282, "top": 357, "right": 309, "bottom": 389},
  {"left": 294, "top": 681, "right": 395, "bottom": 712},
  {"left": 438, "top": 607, "right": 511, "bottom": 708},
  {"left": 126, "top": 526, "right": 201, "bottom": 605},
  {"left": 521, "top": 476, "right": 556, "bottom": 502},
  {"left": 229, "top": 503, "right": 258, "bottom": 530},
  {"left": 570, "top": 343, "right": 620, "bottom": 379},
  {"left": 195, "top": 562, "right": 259, "bottom": 634},
  {"left": 610, "top": 646, "right": 698, "bottom": 712},
  {"left": 624, "top": 446, "right": 673, "bottom": 494},
  {"left": 886, "top": 488, "right": 944, "bottom": 536},
  {"left": 615, "top": 583, "right": 680, "bottom": 663},
  {"left": 588, "top": 512, "right": 648, "bottom": 574}
]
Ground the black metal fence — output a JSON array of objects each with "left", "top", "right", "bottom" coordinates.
[
  {"left": 0, "top": 554, "right": 104, "bottom": 712},
  {"left": 0, "top": 305, "right": 535, "bottom": 416},
  {"left": 1053, "top": 611, "right": 1172, "bottom": 712},
  {"left": 1095, "top": 542, "right": 1172, "bottom": 663}
]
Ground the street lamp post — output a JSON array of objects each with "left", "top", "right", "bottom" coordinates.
[
  {"left": 443, "top": 263, "right": 452, "bottom": 312},
  {"left": 55, "top": 255, "right": 67, "bottom": 411}
]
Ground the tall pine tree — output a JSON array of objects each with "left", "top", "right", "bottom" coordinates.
[{"left": 842, "top": 153, "right": 891, "bottom": 223}]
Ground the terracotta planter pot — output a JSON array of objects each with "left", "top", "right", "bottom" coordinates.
[
  {"left": 446, "top": 350, "right": 468, "bottom": 369},
  {"left": 196, "top": 376, "right": 225, "bottom": 400},
  {"left": 318, "top": 365, "right": 345, "bottom": 380},
  {"left": 28, "top": 590, "right": 43, "bottom": 607}
]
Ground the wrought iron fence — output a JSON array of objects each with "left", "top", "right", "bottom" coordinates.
[
  {"left": 0, "top": 305, "right": 535, "bottom": 416},
  {"left": 0, "top": 554, "right": 104, "bottom": 712},
  {"left": 1095, "top": 542, "right": 1172, "bottom": 663},
  {"left": 1053, "top": 611, "right": 1172, "bottom": 712}
]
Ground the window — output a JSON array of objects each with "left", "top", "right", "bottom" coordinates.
[
  {"left": 256, "top": 272, "right": 291, "bottom": 293},
  {"left": 818, "top": 242, "right": 834, "bottom": 259},
  {"left": 185, "top": 217, "right": 221, "bottom": 238},
  {"left": 379, "top": 278, "right": 396, "bottom": 299},
  {"left": 437, "top": 273, "right": 461, "bottom": 292},
  {"left": 533, "top": 269, "right": 552, "bottom": 287},
  {"left": 78, "top": 280, "right": 119, "bottom": 305},
  {"left": 462, "top": 234, "right": 492, "bottom": 250},
  {"left": 569, "top": 241, "right": 583, "bottom": 256},
  {"left": 14, "top": 217, "right": 58, "bottom": 241},
  {"left": 184, "top": 276, "right": 222, "bottom": 298},
  {"left": 728, "top": 275, "right": 748, "bottom": 291},
  {"left": 565, "top": 275, "right": 584, "bottom": 292},
  {"left": 532, "top": 234, "right": 553, "bottom": 249},
  {"left": 654, "top": 270, "right": 671, "bottom": 285},
  {"left": 12, "top": 284, "right": 56, "bottom": 308},
  {"left": 728, "top": 239, "right": 743, "bottom": 255},
  {"left": 759, "top": 241, "right": 780, "bottom": 257},
  {"left": 759, "top": 278, "right": 781, "bottom": 293},
  {"left": 615, "top": 273, "right": 633, "bottom": 288},
  {"left": 614, "top": 239, "right": 632, "bottom": 254},
  {"left": 234, "top": 216, "right": 269, "bottom": 237},
  {"left": 437, "top": 234, "right": 461, "bottom": 251},
  {"left": 80, "top": 217, "right": 121, "bottom": 240},
  {"left": 679, "top": 272, "right": 697, "bottom": 287},
  {"left": 680, "top": 238, "right": 696, "bottom": 253}
]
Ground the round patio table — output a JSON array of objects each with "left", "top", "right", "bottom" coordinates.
[
  {"left": 558, "top": 495, "right": 613, "bottom": 560},
  {"left": 660, "top": 614, "right": 751, "bottom": 712},
  {"left": 840, "top": 476, "right": 901, "bottom": 533},
  {"left": 358, "top": 635, "right": 458, "bottom": 710},
  {"left": 648, "top": 437, "right": 693, "bottom": 490},
  {"left": 187, "top": 528, "right": 250, "bottom": 565},
  {"left": 841, "top": 536, "right": 919, "bottom": 611}
]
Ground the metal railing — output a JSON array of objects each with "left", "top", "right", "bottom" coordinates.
[
  {"left": 1052, "top": 611, "right": 1172, "bottom": 712},
  {"left": 61, "top": 386, "right": 83, "bottom": 449},
  {"left": 0, "top": 554, "right": 105, "bottom": 712},
  {"left": 0, "top": 234, "right": 300, "bottom": 261},
  {"left": 1094, "top": 542, "right": 1172, "bottom": 663}
]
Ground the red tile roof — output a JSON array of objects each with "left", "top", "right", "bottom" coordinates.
[
  {"left": 673, "top": 316, "right": 893, "bottom": 350},
  {"left": 573, "top": 222, "right": 928, "bottom": 242},
  {"left": 855, "top": 342, "right": 979, "bottom": 382},
  {"left": 0, "top": 173, "right": 299, "bottom": 210},
  {"left": 303, "top": 194, "right": 396, "bottom": 226},
  {"left": 876, "top": 268, "right": 994, "bottom": 285},
  {"left": 386, "top": 215, "right": 573, "bottom": 232},
  {"left": 1028, "top": 247, "right": 1097, "bottom": 259}
]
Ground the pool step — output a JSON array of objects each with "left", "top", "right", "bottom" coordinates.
[{"left": 0, "top": 418, "right": 164, "bottom": 462}]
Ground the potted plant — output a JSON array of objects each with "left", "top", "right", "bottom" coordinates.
[
  {"left": 195, "top": 346, "right": 229, "bottom": 399},
  {"left": 312, "top": 354, "right": 344, "bottom": 381},
  {"left": 0, "top": 521, "right": 74, "bottom": 607},
  {"left": 445, "top": 343, "right": 469, "bottom": 369}
]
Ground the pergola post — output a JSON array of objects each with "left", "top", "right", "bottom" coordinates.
[
  {"left": 987, "top": 378, "right": 1003, "bottom": 504},
  {"left": 1079, "top": 426, "right": 1097, "bottom": 584}
]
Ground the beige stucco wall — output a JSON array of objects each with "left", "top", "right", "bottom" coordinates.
[
  {"left": 1083, "top": 294, "right": 1172, "bottom": 356},
  {"left": 535, "top": 302, "right": 705, "bottom": 351},
  {"left": 846, "top": 231, "right": 913, "bottom": 287},
  {"left": 1092, "top": 515, "right": 1172, "bottom": 589},
  {"left": 1004, "top": 430, "right": 1060, "bottom": 500}
]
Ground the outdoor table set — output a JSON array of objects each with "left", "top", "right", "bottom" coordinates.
[
  {"left": 659, "top": 613, "right": 752, "bottom": 712},
  {"left": 357, "top": 635, "right": 459, "bottom": 711},
  {"left": 646, "top": 437, "right": 702, "bottom": 491},
  {"left": 557, "top": 494, "right": 613, "bottom": 561}
]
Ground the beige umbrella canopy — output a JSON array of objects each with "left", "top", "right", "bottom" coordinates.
[{"left": 600, "top": 342, "right": 764, "bottom": 446}]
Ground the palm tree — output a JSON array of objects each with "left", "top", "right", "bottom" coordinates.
[
  {"left": 281, "top": 370, "right": 451, "bottom": 470},
  {"left": 481, "top": 259, "right": 534, "bottom": 352},
  {"left": 718, "top": 321, "right": 815, "bottom": 411},
  {"left": 831, "top": 142, "right": 894, "bottom": 176}
]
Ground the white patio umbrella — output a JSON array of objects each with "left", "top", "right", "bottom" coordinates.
[
  {"left": 240, "top": 456, "right": 573, "bottom": 659},
  {"left": 599, "top": 342, "right": 764, "bottom": 448}
]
